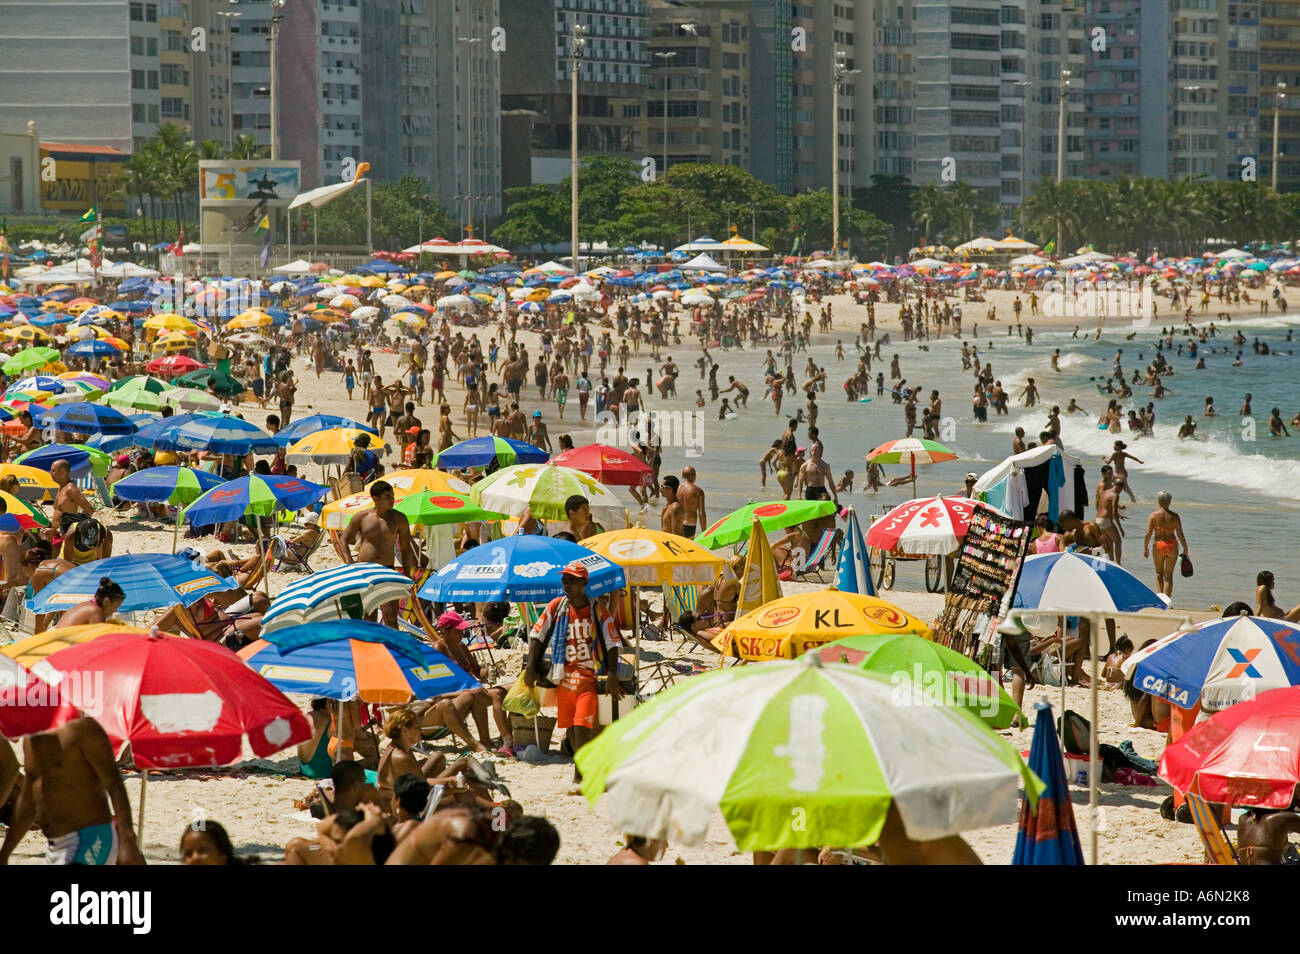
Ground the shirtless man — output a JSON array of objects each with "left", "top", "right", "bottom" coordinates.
[
  {"left": 0, "top": 717, "right": 144, "bottom": 865},
  {"left": 49, "top": 459, "right": 94, "bottom": 542},
  {"left": 1143, "top": 490, "right": 1188, "bottom": 600},
  {"left": 275, "top": 373, "right": 297, "bottom": 426},
  {"left": 795, "top": 445, "right": 838, "bottom": 504},
  {"left": 677, "top": 466, "right": 706, "bottom": 540},
  {"left": 339, "top": 480, "right": 416, "bottom": 626},
  {"left": 1237, "top": 808, "right": 1300, "bottom": 864},
  {"left": 1057, "top": 510, "right": 1108, "bottom": 554},
  {"left": 660, "top": 475, "right": 684, "bottom": 536}
]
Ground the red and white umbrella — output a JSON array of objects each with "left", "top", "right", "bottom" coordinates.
[
  {"left": 553, "top": 443, "right": 654, "bottom": 487},
  {"left": 866, "top": 495, "right": 998, "bottom": 555},
  {"left": 0, "top": 655, "right": 79, "bottom": 739}
]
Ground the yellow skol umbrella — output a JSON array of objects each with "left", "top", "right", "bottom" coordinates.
[
  {"left": 374, "top": 469, "right": 473, "bottom": 497},
  {"left": 0, "top": 463, "right": 59, "bottom": 500},
  {"left": 320, "top": 490, "right": 380, "bottom": 530},
  {"left": 583, "top": 527, "right": 723, "bottom": 587},
  {"left": 226, "top": 310, "right": 273, "bottom": 330},
  {"left": 2, "top": 326, "right": 53, "bottom": 344},
  {"left": 712, "top": 587, "right": 933, "bottom": 662},
  {"left": 143, "top": 313, "right": 198, "bottom": 333},
  {"left": 151, "top": 332, "right": 194, "bottom": 354},
  {"left": 1, "top": 624, "right": 151, "bottom": 669},
  {"left": 285, "top": 428, "right": 389, "bottom": 467}
]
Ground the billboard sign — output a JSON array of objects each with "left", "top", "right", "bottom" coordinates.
[{"left": 199, "top": 161, "right": 300, "bottom": 206}]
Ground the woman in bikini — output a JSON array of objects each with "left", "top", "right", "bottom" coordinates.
[
  {"left": 1256, "top": 571, "right": 1300, "bottom": 621},
  {"left": 463, "top": 376, "right": 480, "bottom": 437},
  {"left": 376, "top": 709, "right": 449, "bottom": 807},
  {"left": 1142, "top": 490, "right": 1188, "bottom": 600},
  {"left": 55, "top": 576, "right": 126, "bottom": 628}
]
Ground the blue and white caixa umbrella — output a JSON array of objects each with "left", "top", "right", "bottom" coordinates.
[
  {"left": 418, "top": 534, "right": 625, "bottom": 603},
  {"left": 1012, "top": 551, "right": 1165, "bottom": 613}
]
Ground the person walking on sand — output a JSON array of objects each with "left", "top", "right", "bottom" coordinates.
[
  {"left": 1143, "top": 490, "right": 1189, "bottom": 601},
  {"left": 677, "top": 466, "right": 707, "bottom": 540}
]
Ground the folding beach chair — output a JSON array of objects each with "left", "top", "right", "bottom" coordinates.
[
  {"left": 1184, "top": 791, "right": 1239, "bottom": 865},
  {"left": 794, "top": 528, "right": 841, "bottom": 583},
  {"left": 271, "top": 525, "right": 324, "bottom": 573},
  {"left": 662, "top": 582, "right": 701, "bottom": 648}
]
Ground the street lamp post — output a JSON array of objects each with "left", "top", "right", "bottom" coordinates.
[
  {"left": 1056, "top": 68, "right": 1071, "bottom": 253},
  {"left": 654, "top": 51, "right": 677, "bottom": 179},
  {"left": 1178, "top": 85, "right": 1203, "bottom": 179},
  {"left": 459, "top": 34, "right": 483, "bottom": 236},
  {"left": 570, "top": 22, "right": 586, "bottom": 273},
  {"left": 1274, "top": 81, "right": 1288, "bottom": 190},
  {"left": 268, "top": 0, "right": 285, "bottom": 161},
  {"left": 215, "top": 8, "right": 242, "bottom": 153},
  {"left": 831, "top": 50, "right": 861, "bottom": 259},
  {"left": 1012, "top": 80, "right": 1030, "bottom": 213}
]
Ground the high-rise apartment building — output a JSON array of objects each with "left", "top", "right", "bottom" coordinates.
[{"left": 1260, "top": 0, "right": 1298, "bottom": 189}]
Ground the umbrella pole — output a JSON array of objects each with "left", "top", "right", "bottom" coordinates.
[
  {"left": 1059, "top": 615, "right": 1065, "bottom": 736},
  {"left": 1089, "top": 611, "right": 1100, "bottom": 865},
  {"left": 171, "top": 506, "right": 184, "bottom": 555},
  {"left": 335, "top": 696, "right": 345, "bottom": 765},
  {"left": 137, "top": 770, "right": 147, "bottom": 843},
  {"left": 632, "top": 586, "right": 640, "bottom": 701},
  {"left": 257, "top": 520, "right": 271, "bottom": 597}
]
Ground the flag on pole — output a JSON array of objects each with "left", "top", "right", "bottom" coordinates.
[
  {"left": 167, "top": 227, "right": 185, "bottom": 258},
  {"left": 835, "top": 506, "right": 875, "bottom": 596},
  {"left": 1042, "top": 239, "right": 1056, "bottom": 255},
  {"left": 79, "top": 207, "right": 98, "bottom": 223},
  {"left": 0, "top": 228, "right": 10, "bottom": 281},
  {"left": 260, "top": 228, "right": 272, "bottom": 267}
]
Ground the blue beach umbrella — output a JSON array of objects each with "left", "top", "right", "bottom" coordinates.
[
  {"left": 35, "top": 401, "right": 137, "bottom": 436},
  {"left": 25, "top": 553, "right": 238, "bottom": 614},
  {"left": 112, "top": 465, "right": 227, "bottom": 505},
  {"left": 239, "top": 620, "right": 478, "bottom": 703},
  {"left": 66, "top": 339, "right": 126, "bottom": 358},
  {"left": 152, "top": 415, "right": 279, "bottom": 455},
  {"left": 419, "top": 534, "right": 626, "bottom": 603},
  {"left": 1013, "top": 702, "right": 1084, "bottom": 865},
  {"left": 275, "top": 413, "right": 378, "bottom": 445},
  {"left": 259, "top": 562, "right": 414, "bottom": 634},
  {"left": 1012, "top": 551, "right": 1165, "bottom": 613},
  {"left": 835, "top": 506, "right": 875, "bottom": 596},
  {"left": 182, "top": 473, "right": 328, "bottom": 525},
  {"left": 431, "top": 435, "right": 548, "bottom": 470}
]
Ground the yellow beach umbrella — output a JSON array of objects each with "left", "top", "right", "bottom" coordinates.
[
  {"left": 3, "top": 326, "right": 53, "bottom": 344},
  {"left": 143, "top": 313, "right": 198, "bottom": 333},
  {"left": 374, "top": 469, "right": 472, "bottom": 497},
  {"left": 320, "top": 490, "right": 380, "bottom": 530},
  {"left": 227, "top": 310, "right": 273, "bottom": 330},
  {"left": 712, "top": 587, "right": 933, "bottom": 662},
  {"left": 0, "top": 462, "right": 59, "bottom": 500},
  {"left": 583, "top": 527, "right": 723, "bottom": 587},
  {"left": 388, "top": 311, "right": 425, "bottom": 327},
  {"left": 64, "top": 301, "right": 96, "bottom": 315},
  {"left": 434, "top": 270, "right": 458, "bottom": 281},
  {"left": 285, "top": 428, "right": 389, "bottom": 467},
  {"left": 358, "top": 275, "right": 387, "bottom": 288},
  {"left": 1, "top": 624, "right": 151, "bottom": 669}
]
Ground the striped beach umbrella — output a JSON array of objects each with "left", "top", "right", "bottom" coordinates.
[
  {"left": 159, "top": 386, "right": 224, "bottom": 412},
  {"left": 431, "top": 435, "right": 548, "bottom": 470},
  {"left": 1012, "top": 552, "right": 1166, "bottom": 613},
  {"left": 835, "top": 507, "right": 874, "bottom": 595},
  {"left": 239, "top": 620, "right": 478, "bottom": 703},
  {"left": 576, "top": 654, "right": 1043, "bottom": 851},
  {"left": 259, "top": 563, "right": 414, "bottom": 634},
  {"left": 182, "top": 473, "right": 328, "bottom": 526},
  {"left": 1013, "top": 702, "right": 1084, "bottom": 864},
  {"left": 152, "top": 414, "right": 278, "bottom": 455},
  {"left": 111, "top": 465, "right": 226, "bottom": 506},
  {"left": 866, "top": 438, "right": 958, "bottom": 496},
  {"left": 275, "top": 413, "right": 377, "bottom": 445},
  {"left": 470, "top": 463, "right": 626, "bottom": 526},
  {"left": 35, "top": 401, "right": 136, "bottom": 436}
]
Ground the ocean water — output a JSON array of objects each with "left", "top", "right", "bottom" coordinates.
[{"left": 631, "top": 313, "right": 1300, "bottom": 610}]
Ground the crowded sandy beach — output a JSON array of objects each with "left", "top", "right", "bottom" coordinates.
[{"left": 0, "top": 249, "right": 1298, "bottom": 881}]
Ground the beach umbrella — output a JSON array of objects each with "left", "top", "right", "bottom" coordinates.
[
  {"left": 35, "top": 401, "right": 136, "bottom": 436},
  {"left": 552, "top": 443, "right": 654, "bottom": 488},
  {"left": 225, "top": 332, "right": 274, "bottom": 348},
  {"left": 393, "top": 490, "right": 506, "bottom": 527},
  {"left": 374, "top": 469, "right": 473, "bottom": 496},
  {"left": 26, "top": 553, "right": 238, "bottom": 615},
  {"left": 239, "top": 619, "right": 478, "bottom": 703},
  {"left": 431, "top": 435, "right": 548, "bottom": 470},
  {"left": 418, "top": 534, "right": 626, "bottom": 603},
  {"left": 143, "top": 313, "right": 198, "bottom": 333},
  {"left": 65, "top": 338, "right": 126, "bottom": 358},
  {"left": 866, "top": 438, "right": 958, "bottom": 497},
  {"left": 16, "top": 443, "right": 111, "bottom": 479},
  {"left": 31, "top": 629, "right": 310, "bottom": 768},
  {"left": 1012, "top": 702, "right": 1084, "bottom": 864},
  {"left": 0, "top": 655, "right": 79, "bottom": 739},
  {"left": 1159, "top": 686, "right": 1300, "bottom": 809},
  {"left": 182, "top": 473, "right": 328, "bottom": 526},
  {"left": 576, "top": 653, "right": 1043, "bottom": 851},
  {"left": 866, "top": 495, "right": 995, "bottom": 556},
  {"left": 259, "top": 563, "right": 414, "bottom": 635},
  {"left": 151, "top": 414, "right": 278, "bottom": 455},
  {"left": 817, "top": 633, "right": 1022, "bottom": 728},
  {"left": 695, "top": 499, "right": 837, "bottom": 550},
  {"left": 225, "top": 310, "right": 273, "bottom": 330},
  {"left": 7, "top": 374, "right": 67, "bottom": 394},
  {"left": 102, "top": 380, "right": 166, "bottom": 412},
  {"left": 0, "top": 488, "right": 49, "bottom": 528},
  {"left": 173, "top": 368, "right": 244, "bottom": 397},
  {"left": 712, "top": 587, "right": 932, "bottom": 661},
  {"left": 2, "top": 326, "right": 53, "bottom": 344},
  {"left": 111, "top": 465, "right": 226, "bottom": 506},
  {"left": 0, "top": 463, "right": 57, "bottom": 501},
  {"left": 109, "top": 374, "right": 168, "bottom": 394},
  {"left": 2, "top": 347, "right": 61, "bottom": 375},
  {"left": 1012, "top": 552, "right": 1166, "bottom": 613},
  {"left": 144, "top": 354, "right": 205, "bottom": 376},
  {"left": 285, "top": 428, "right": 389, "bottom": 467},
  {"left": 1121, "top": 614, "right": 1300, "bottom": 711},
  {"left": 159, "top": 386, "right": 224, "bottom": 412},
  {"left": 59, "top": 371, "right": 111, "bottom": 392},
  {"left": 275, "top": 413, "right": 377, "bottom": 445},
  {"left": 582, "top": 527, "right": 723, "bottom": 587},
  {"left": 470, "top": 463, "right": 627, "bottom": 527},
  {"left": 835, "top": 507, "right": 874, "bottom": 595}
]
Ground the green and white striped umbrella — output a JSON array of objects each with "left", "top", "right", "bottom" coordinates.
[
  {"left": 469, "top": 462, "right": 627, "bottom": 527},
  {"left": 576, "top": 655, "right": 1042, "bottom": 851},
  {"left": 160, "top": 386, "right": 223, "bottom": 412}
]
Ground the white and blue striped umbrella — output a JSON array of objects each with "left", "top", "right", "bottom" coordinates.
[
  {"left": 419, "top": 535, "right": 625, "bottom": 603},
  {"left": 1122, "top": 615, "right": 1300, "bottom": 710},
  {"left": 1012, "top": 552, "right": 1165, "bottom": 613},
  {"left": 835, "top": 507, "right": 874, "bottom": 596},
  {"left": 260, "top": 562, "right": 413, "bottom": 634}
]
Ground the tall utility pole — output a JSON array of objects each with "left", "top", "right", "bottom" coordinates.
[
  {"left": 653, "top": 51, "right": 676, "bottom": 178},
  {"left": 831, "top": 50, "right": 860, "bottom": 258},
  {"left": 1056, "top": 68, "right": 1071, "bottom": 253},
  {"left": 1012, "top": 80, "right": 1030, "bottom": 214},
  {"left": 1274, "top": 81, "right": 1288, "bottom": 190},
  {"left": 570, "top": 22, "right": 586, "bottom": 273},
  {"left": 460, "top": 33, "right": 483, "bottom": 235},
  {"left": 268, "top": 0, "right": 285, "bottom": 160},
  {"left": 216, "top": 8, "right": 242, "bottom": 152}
]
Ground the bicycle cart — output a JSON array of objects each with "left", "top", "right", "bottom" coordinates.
[{"left": 865, "top": 495, "right": 980, "bottom": 593}]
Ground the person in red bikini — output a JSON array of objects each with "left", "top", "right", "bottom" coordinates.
[
  {"left": 1142, "top": 490, "right": 1189, "bottom": 601},
  {"left": 523, "top": 562, "right": 623, "bottom": 792}
]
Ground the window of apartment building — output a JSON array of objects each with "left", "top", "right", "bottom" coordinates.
[
  {"left": 133, "top": 103, "right": 147, "bottom": 122},
  {"left": 161, "top": 64, "right": 187, "bottom": 85},
  {"left": 160, "top": 0, "right": 186, "bottom": 16},
  {"left": 952, "top": 6, "right": 1000, "bottom": 26},
  {"left": 161, "top": 97, "right": 188, "bottom": 119},
  {"left": 130, "top": 2, "right": 143, "bottom": 20},
  {"left": 165, "top": 30, "right": 186, "bottom": 51},
  {"left": 148, "top": 71, "right": 159, "bottom": 89},
  {"left": 131, "top": 69, "right": 145, "bottom": 89},
  {"left": 130, "top": 36, "right": 143, "bottom": 55},
  {"left": 952, "top": 58, "right": 999, "bottom": 76}
]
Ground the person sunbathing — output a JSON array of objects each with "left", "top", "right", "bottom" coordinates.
[
  {"left": 430, "top": 610, "right": 513, "bottom": 753},
  {"left": 58, "top": 516, "right": 112, "bottom": 566},
  {"left": 770, "top": 522, "right": 814, "bottom": 569},
  {"left": 1237, "top": 807, "right": 1300, "bottom": 864},
  {"left": 156, "top": 585, "right": 267, "bottom": 649},
  {"left": 1102, "top": 634, "right": 1133, "bottom": 685},
  {"left": 385, "top": 805, "right": 557, "bottom": 866},
  {"left": 1029, "top": 619, "right": 1090, "bottom": 688},
  {"left": 55, "top": 577, "right": 125, "bottom": 628},
  {"left": 376, "top": 710, "right": 450, "bottom": 805},
  {"left": 390, "top": 773, "right": 431, "bottom": 844}
]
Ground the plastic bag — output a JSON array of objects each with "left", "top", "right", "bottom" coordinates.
[{"left": 503, "top": 673, "right": 542, "bottom": 718}]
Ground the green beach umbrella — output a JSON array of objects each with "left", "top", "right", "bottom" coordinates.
[
  {"left": 175, "top": 368, "right": 245, "bottom": 397},
  {"left": 816, "top": 633, "right": 1023, "bottom": 729},
  {"left": 3, "top": 347, "right": 61, "bottom": 376},
  {"left": 576, "top": 654, "right": 1043, "bottom": 852},
  {"left": 160, "top": 387, "right": 223, "bottom": 412},
  {"left": 469, "top": 462, "right": 626, "bottom": 526},
  {"left": 694, "top": 499, "right": 837, "bottom": 549},
  {"left": 109, "top": 375, "right": 169, "bottom": 394},
  {"left": 103, "top": 382, "right": 165, "bottom": 412},
  {"left": 393, "top": 490, "right": 506, "bottom": 527}
]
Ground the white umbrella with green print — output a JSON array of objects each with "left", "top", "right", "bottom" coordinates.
[
  {"left": 576, "top": 654, "right": 1043, "bottom": 851},
  {"left": 469, "top": 462, "right": 628, "bottom": 528}
]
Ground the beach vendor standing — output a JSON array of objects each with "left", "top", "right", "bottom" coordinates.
[{"left": 523, "top": 561, "right": 623, "bottom": 793}]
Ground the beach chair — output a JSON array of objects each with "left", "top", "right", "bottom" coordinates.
[
  {"left": 1184, "top": 791, "right": 1239, "bottom": 865},
  {"left": 271, "top": 525, "right": 324, "bottom": 573},
  {"left": 662, "top": 582, "right": 701, "bottom": 648},
  {"left": 794, "top": 528, "right": 841, "bottom": 583}
]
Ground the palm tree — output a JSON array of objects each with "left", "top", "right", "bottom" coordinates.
[
  {"left": 227, "top": 134, "right": 267, "bottom": 160},
  {"left": 910, "top": 182, "right": 946, "bottom": 245}
]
